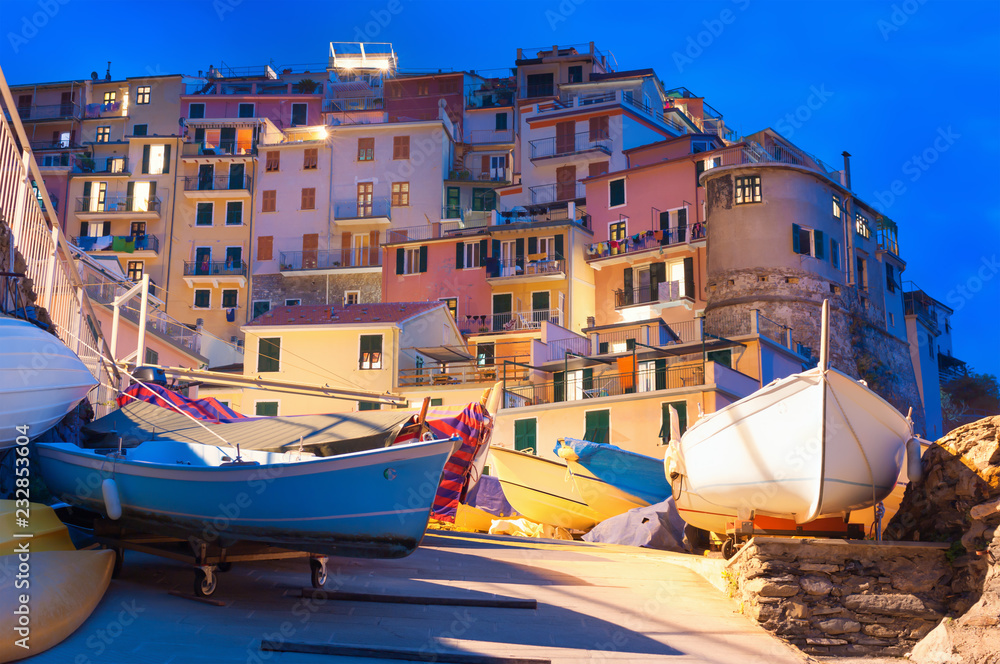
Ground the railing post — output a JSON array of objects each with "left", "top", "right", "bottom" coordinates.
[
  {"left": 41, "top": 225, "right": 59, "bottom": 311},
  {"left": 751, "top": 308, "right": 760, "bottom": 335},
  {"left": 135, "top": 274, "right": 149, "bottom": 365}
]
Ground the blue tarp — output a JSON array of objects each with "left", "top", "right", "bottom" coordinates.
[
  {"left": 556, "top": 437, "right": 671, "bottom": 505},
  {"left": 464, "top": 475, "right": 518, "bottom": 518}
]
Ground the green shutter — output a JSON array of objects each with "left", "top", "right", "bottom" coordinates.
[
  {"left": 162, "top": 144, "right": 171, "bottom": 173},
  {"left": 515, "top": 238, "right": 524, "bottom": 269},
  {"left": 655, "top": 359, "right": 667, "bottom": 390},
  {"left": 609, "top": 179, "right": 625, "bottom": 207},
  {"left": 584, "top": 410, "right": 610, "bottom": 445},
  {"left": 677, "top": 208, "right": 687, "bottom": 242},
  {"left": 456, "top": 242, "right": 464, "bottom": 269},
  {"left": 599, "top": 341, "right": 609, "bottom": 354},
  {"left": 79, "top": 221, "right": 89, "bottom": 236},
  {"left": 141, "top": 145, "right": 150, "bottom": 174},
  {"left": 255, "top": 401, "right": 278, "bottom": 416},
  {"left": 554, "top": 234, "right": 564, "bottom": 260},
  {"left": 582, "top": 368, "right": 593, "bottom": 391},
  {"left": 659, "top": 401, "right": 688, "bottom": 442},
  {"left": 479, "top": 239, "right": 487, "bottom": 266},
  {"left": 514, "top": 419, "right": 536, "bottom": 453},
  {"left": 419, "top": 245, "right": 428, "bottom": 273},
  {"left": 257, "top": 338, "right": 280, "bottom": 372},
  {"left": 792, "top": 223, "right": 801, "bottom": 254},
  {"left": 396, "top": 247, "right": 405, "bottom": 274},
  {"left": 528, "top": 236, "right": 537, "bottom": 255},
  {"left": 82, "top": 181, "right": 91, "bottom": 209},
  {"left": 683, "top": 257, "right": 694, "bottom": 299},
  {"left": 814, "top": 230, "right": 825, "bottom": 259},
  {"left": 553, "top": 371, "right": 565, "bottom": 403}
]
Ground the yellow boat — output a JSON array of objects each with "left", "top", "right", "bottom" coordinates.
[
  {"left": 489, "top": 446, "right": 602, "bottom": 531},
  {"left": 0, "top": 501, "right": 75, "bottom": 555}
]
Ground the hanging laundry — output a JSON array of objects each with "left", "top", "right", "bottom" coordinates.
[
  {"left": 653, "top": 231, "right": 663, "bottom": 241},
  {"left": 617, "top": 355, "right": 636, "bottom": 390},
  {"left": 226, "top": 308, "right": 236, "bottom": 322}
]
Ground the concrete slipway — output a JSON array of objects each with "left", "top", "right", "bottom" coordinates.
[{"left": 29, "top": 532, "right": 813, "bottom": 664}]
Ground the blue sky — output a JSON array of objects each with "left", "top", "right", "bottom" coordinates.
[{"left": 4, "top": 0, "right": 998, "bottom": 377}]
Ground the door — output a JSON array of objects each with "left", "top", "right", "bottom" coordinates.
[
  {"left": 556, "top": 165, "right": 576, "bottom": 201},
  {"left": 225, "top": 247, "right": 242, "bottom": 271},
  {"left": 500, "top": 241, "right": 515, "bottom": 277},
  {"left": 531, "top": 292, "right": 550, "bottom": 325},
  {"left": 555, "top": 121, "right": 574, "bottom": 155},
  {"left": 228, "top": 163, "right": 245, "bottom": 190},
  {"left": 58, "top": 131, "right": 71, "bottom": 148},
  {"left": 60, "top": 91, "right": 73, "bottom": 116},
  {"left": 198, "top": 164, "right": 214, "bottom": 190},
  {"left": 357, "top": 182, "right": 373, "bottom": 217},
  {"left": 351, "top": 233, "right": 369, "bottom": 267},
  {"left": 445, "top": 187, "right": 460, "bottom": 218},
  {"left": 220, "top": 127, "right": 236, "bottom": 153},
  {"left": 492, "top": 293, "right": 512, "bottom": 331},
  {"left": 489, "top": 155, "right": 506, "bottom": 181},
  {"left": 636, "top": 266, "right": 653, "bottom": 303},
  {"left": 195, "top": 247, "right": 212, "bottom": 274},
  {"left": 637, "top": 360, "right": 656, "bottom": 392},
  {"left": 302, "top": 234, "right": 318, "bottom": 269}
]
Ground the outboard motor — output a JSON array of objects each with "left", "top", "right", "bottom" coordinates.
[{"left": 133, "top": 365, "right": 167, "bottom": 387}]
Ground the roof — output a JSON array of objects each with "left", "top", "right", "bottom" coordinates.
[
  {"left": 589, "top": 68, "right": 655, "bottom": 81},
  {"left": 246, "top": 302, "right": 446, "bottom": 327}
]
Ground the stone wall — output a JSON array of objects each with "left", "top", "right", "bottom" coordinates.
[
  {"left": 726, "top": 538, "right": 953, "bottom": 656},
  {"left": 251, "top": 272, "right": 381, "bottom": 309}
]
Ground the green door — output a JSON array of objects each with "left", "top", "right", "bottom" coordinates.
[
  {"left": 583, "top": 410, "right": 610, "bottom": 445},
  {"left": 513, "top": 419, "right": 537, "bottom": 453}
]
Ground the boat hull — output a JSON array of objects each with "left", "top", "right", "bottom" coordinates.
[
  {"left": 674, "top": 367, "right": 910, "bottom": 525},
  {"left": 0, "top": 316, "right": 97, "bottom": 448},
  {"left": 37, "top": 438, "right": 458, "bottom": 559},
  {"left": 489, "top": 447, "right": 602, "bottom": 531}
]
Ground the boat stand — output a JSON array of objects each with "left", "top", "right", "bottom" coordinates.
[
  {"left": 722, "top": 511, "right": 865, "bottom": 559},
  {"left": 93, "top": 518, "right": 329, "bottom": 597}
]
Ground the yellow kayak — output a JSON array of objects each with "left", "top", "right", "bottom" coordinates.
[{"left": 0, "top": 501, "right": 75, "bottom": 555}]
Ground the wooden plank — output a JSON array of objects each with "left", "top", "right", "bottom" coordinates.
[
  {"left": 260, "top": 640, "right": 550, "bottom": 664},
  {"left": 296, "top": 588, "right": 536, "bottom": 609}
]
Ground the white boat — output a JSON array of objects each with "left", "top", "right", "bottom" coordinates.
[
  {"left": 489, "top": 446, "right": 602, "bottom": 531},
  {"left": 0, "top": 315, "right": 97, "bottom": 448},
  {"left": 666, "top": 300, "right": 915, "bottom": 530}
]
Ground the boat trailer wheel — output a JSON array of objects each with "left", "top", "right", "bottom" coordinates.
[
  {"left": 216, "top": 561, "right": 233, "bottom": 573},
  {"left": 194, "top": 566, "right": 218, "bottom": 597},
  {"left": 310, "top": 557, "right": 328, "bottom": 588},
  {"left": 722, "top": 538, "right": 737, "bottom": 560}
]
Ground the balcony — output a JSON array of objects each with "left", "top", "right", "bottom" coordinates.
[
  {"left": 278, "top": 249, "right": 381, "bottom": 274},
  {"left": 73, "top": 234, "right": 159, "bottom": 256},
  {"left": 323, "top": 97, "right": 384, "bottom": 113},
  {"left": 466, "top": 86, "right": 515, "bottom": 110},
  {"left": 614, "top": 282, "right": 690, "bottom": 309},
  {"left": 587, "top": 224, "right": 706, "bottom": 264},
  {"left": 182, "top": 260, "right": 248, "bottom": 288},
  {"left": 447, "top": 166, "right": 510, "bottom": 184},
  {"left": 503, "top": 363, "right": 706, "bottom": 408},
  {"left": 333, "top": 198, "right": 391, "bottom": 226},
  {"left": 182, "top": 174, "right": 252, "bottom": 201},
  {"left": 487, "top": 258, "right": 565, "bottom": 284},
  {"left": 529, "top": 131, "right": 611, "bottom": 161},
  {"left": 75, "top": 195, "right": 161, "bottom": 220},
  {"left": 83, "top": 101, "right": 126, "bottom": 120},
  {"left": 529, "top": 181, "right": 586, "bottom": 205},
  {"left": 182, "top": 141, "right": 255, "bottom": 157},
  {"left": 81, "top": 156, "right": 130, "bottom": 175},
  {"left": 17, "top": 103, "right": 82, "bottom": 121},
  {"left": 876, "top": 221, "right": 900, "bottom": 257},
  {"left": 465, "top": 309, "right": 563, "bottom": 334},
  {"left": 399, "top": 359, "right": 526, "bottom": 388},
  {"left": 467, "top": 129, "right": 514, "bottom": 145},
  {"left": 30, "top": 140, "right": 82, "bottom": 152}
]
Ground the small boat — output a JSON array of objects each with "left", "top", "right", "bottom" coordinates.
[
  {"left": 37, "top": 436, "right": 460, "bottom": 559},
  {"left": 555, "top": 438, "right": 670, "bottom": 521},
  {"left": 667, "top": 301, "right": 915, "bottom": 530},
  {"left": 489, "top": 446, "right": 602, "bottom": 531},
  {"left": 0, "top": 315, "right": 97, "bottom": 448}
]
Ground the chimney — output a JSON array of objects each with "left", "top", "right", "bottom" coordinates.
[
  {"left": 105, "top": 61, "right": 111, "bottom": 81},
  {"left": 841, "top": 151, "right": 852, "bottom": 190}
]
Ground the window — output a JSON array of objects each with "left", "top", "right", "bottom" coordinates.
[
  {"left": 589, "top": 116, "right": 609, "bottom": 141},
  {"left": 609, "top": 178, "right": 625, "bottom": 207},
  {"left": 735, "top": 175, "right": 762, "bottom": 204},
  {"left": 391, "top": 182, "right": 409, "bottom": 207},
  {"left": 344, "top": 290, "right": 360, "bottom": 305},
  {"left": 96, "top": 126, "right": 110, "bottom": 143},
  {"left": 793, "top": 224, "right": 813, "bottom": 256},
  {"left": 238, "top": 103, "right": 255, "bottom": 118},
  {"left": 255, "top": 401, "right": 278, "bottom": 416},
  {"left": 438, "top": 297, "right": 458, "bottom": 321},
  {"left": 196, "top": 202, "right": 213, "bottom": 226},
  {"left": 144, "top": 347, "right": 158, "bottom": 365},
  {"left": 194, "top": 289, "right": 211, "bottom": 309},
  {"left": 463, "top": 241, "right": 481, "bottom": 268},
  {"left": 135, "top": 86, "right": 150, "bottom": 104},
  {"left": 303, "top": 148, "right": 317, "bottom": 170},
  {"left": 251, "top": 300, "right": 270, "bottom": 319},
  {"left": 290, "top": 103, "right": 307, "bottom": 126},
  {"left": 658, "top": 402, "right": 688, "bottom": 443},
  {"left": 103, "top": 91, "right": 116, "bottom": 104},
  {"left": 832, "top": 194, "right": 842, "bottom": 219},
  {"left": 610, "top": 220, "right": 627, "bottom": 242},
  {"left": 886, "top": 263, "right": 898, "bottom": 294},
  {"left": 358, "top": 401, "right": 380, "bottom": 411},
  {"left": 265, "top": 151, "right": 279, "bottom": 172},
  {"left": 285, "top": 298, "right": 301, "bottom": 306},
  {"left": 257, "top": 337, "right": 281, "bottom": 372},
  {"left": 225, "top": 246, "right": 242, "bottom": 267},
  {"left": 132, "top": 124, "right": 147, "bottom": 137},
  {"left": 357, "top": 182, "right": 373, "bottom": 216},
  {"left": 417, "top": 82, "right": 429, "bottom": 96},
  {"left": 393, "top": 136, "right": 410, "bottom": 159},
  {"left": 856, "top": 213, "right": 872, "bottom": 239},
  {"left": 691, "top": 140, "right": 710, "bottom": 154},
  {"left": 445, "top": 186, "right": 461, "bottom": 218},
  {"left": 226, "top": 201, "right": 243, "bottom": 225},
  {"left": 262, "top": 190, "right": 276, "bottom": 212},
  {"left": 359, "top": 334, "right": 383, "bottom": 370},
  {"left": 888, "top": 312, "right": 895, "bottom": 327},
  {"left": 396, "top": 246, "right": 426, "bottom": 275},
  {"left": 145, "top": 145, "right": 168, "bottom": 175},
  {"left": 583, "top": 410, "right": 610, "bottom": 445},
  {"left": 513, "top": 419, "right": 537, "bottom": 453},
  {"left": 495, "top": 113, "right": 508, "bottom": 131},
  {"left": 126, "top": 260, "right": 143, "bottom": 280},
  {"left": 471, "top": 188, "right": 496, "bottom": 212},
  {"left": 189, "top": 103, "right": 205, "bottom": 119},
  {"left": 476, "top": 342, "right": 495, "bottom": 366},
  {"left": 82, "top": 181, "right": 107, "bottom": 212},
  {"left": 831, "top": 238, "right": 841, "bottom": 269},
  {"left": 301, "top": 187, "right": 316, "bottom": 210},
  {"left": 707, "top": 349, "right": 732, "bottom": 368},
  {"left": 439, "top": 78, "right": 458, "bottom": 94},
  {"left": 856, "top": 255, "right": 868, "bottom": 290},
  {"left": 567, "top": 65, "right": 583, "bottom": 83},
  {"left": 222, "top": 289, "right": 237, "bottom": 308},
  {"left": 357, "top": 137, "right": 374, "bottom": 161},
  {"left": 107, "top": 156, "right": 126, "bottom": 173}
]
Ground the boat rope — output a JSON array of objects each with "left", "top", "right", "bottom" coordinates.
[{"left": 826, "top": 382, "right": 879, "bottom": 532}]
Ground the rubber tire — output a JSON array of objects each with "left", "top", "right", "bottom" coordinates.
[
  {"left": 194, "top": 569, "right": 217, "bottom": 597},
  {"left": 310, "top": 559, "right": 327, "bottom": 589},
  {"left": 216, "top": 562, "right": 233, "bottom": 573},
  {"left": 722, "top": 538, "right": 737, "bottom": 560},
  {"left": 111, "top": 547, "right": 124, "bottom": 579}
]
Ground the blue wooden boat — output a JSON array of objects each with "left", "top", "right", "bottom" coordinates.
[
  {"left": 556, "top": 438, "right": 671, "bottom": 521},
  {"left": 36, "top": 436, "right": 459, "bottom": 559}
]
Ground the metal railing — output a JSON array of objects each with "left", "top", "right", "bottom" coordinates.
[
  {"left": 183, "top": 260, "right": 248, "bottom": 278},
  {"left": 17, "top": 103, "right": 82, "bottom": 121},
  {"left": 704, "top": 309, "right": 753, "bottom": 338},
  {"left": 323, "top": 97, "right": 384, "bottom": 113},
  {"left": 84, "top": 156, "right": 129, "bottom": 174},
  {"left": 757, "top": 313, "right": 791, "bottom": 347},
  {"left": 614, "top": 282, "right": 685, "bottom": 308},
  {"left": 448, "top": 166, "right": 510, "bottom": 183},
  {"left": 278, "top": 249, "right": 380, "bottom": 271},
  {"left": 489, "top": 258, "right": 565, "bottom": 279},
  {"left": 468, "top": 309, "right": 563, "bottom": 333},
  {"left": 30, "top": 140, "right": 82, "bottom": 151},
  {"left": 399, "top": 360, "right": 516, "bottom": 388},
  {"left": 560, "top": 91, "right": 616, "bottom": 107},
  {"left": 73, "top": 234, "right": 159, "bottom": 254},
  {"left": 75, "top": 194, "right": 161, "bottom": 214},
  {"left": 546, "top": 336, "right": 591, "bottom": 362},
  {"left": 529, "top": 131, "right": 611, "bottom": 159},
  {"left": 529, "top": 181, "right": 586, "bottom": 204},
  {"left": 504, "top": 364, "right": 706, "bottom": 408},
  {"left": 183, "top": 174, "right": 251, "bottom": 191},
  {"left": 594, "top": 319, "right": 703, "bottom": 351},
  {"left": 876, "top": 227, "right": 899, "bottom": 256},
  {"left": 334, "top": 198, "right": 391, "bottom": 220},
  {"left": 467, "top": 128, "right": 514, "bottom": 144},
  {"left": 85, "top": 283, "right": 199, "bottom": 354},
  {"left": 709, "top": 141, "right": 807, "bottom": 170},
  {"left": 587, "top": 224, "right": 706, "bottom": 260}
]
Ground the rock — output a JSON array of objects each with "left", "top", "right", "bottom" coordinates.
[
  {"left": 786, "top": 602, "right": 810, "bottom": 619},
  {"left": 811, "top": 606, "right": 843, "bottom": 616},
  {"left": 841, "top": 576, "right": 874, "bottom": 593},
  {"left": 800, "top": 575, "right": 834, "bottom": 596},
  {"left": 806, "top": 637, "right": 847, "bottom": 646},
  {"left": 747, "top": 603, "right": 781, "bottom": 622},
  {"left": 863, "top": 623, "right": 899, "bottom": 638},
  {"left": 909, "top": 621, "right": 964, "bottom": 664},
  {"left": 744, "top": 577, "right": 799, "bottom": 597},
  {"left": 798, "top": 563, "right": 840, "bottom": 573},
  {"left": 969, "top": 496, "right": 1000, "bottom": 520},
  {"left": 844, "top": 593, "right": 945, "bottom": 619},
  {"left": 891, "top": 566, "right": 948, "bottom": 594},
  {"left": 817, "top": 618, "right": 861, "bottom": 635},
  {"left": 855, "top": 637, "right": 894, "bottom": 646}
]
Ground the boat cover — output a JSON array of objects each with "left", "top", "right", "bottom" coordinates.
[
  {"left": 117, "top": 383, "right": 245, "bottom": 422},
  {"left": 582, "top": 498, "right": 689, "bottom": 553},
  {"left": 421, "top": 402, "right": 494, "bottom": 523},
  {"left": 463, "top": 475, "right": 517, "bottom": 518},
  {"left": 557, "top": 438, "right": 670, "bottom": 505}
]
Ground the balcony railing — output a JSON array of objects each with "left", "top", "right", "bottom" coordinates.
[
  {"left": 587, "top": 224, "right": 706, "bottom": 260},
  {"left": 503, "top": 364, "right": 706, "bottom": 408},
  {"left": 82, "top": 156, "right": 129, "bottom": 174},
  {"left": 75, "top": 195, "right": 161, "bottom": 214},
  {"left": 614, "top": 282, "right": 687, "bottom": 308},
  {"left": 467, "top": 128, "right": 514, "bottom": 144},
  {"left": 73, "top": 234, "right": 159, "bottom": 253},
  {"left": 183, "top": 260, "right": 248, "bottom": 278},
  {"left": 488, "top": 258, "right": 565, "bottom": 279},
  {"left": 399, "top": 360, "right": 523, "bottom": 388},
  {"left": 323, "top": 97, "right": 384, "bottom": 113},
  {"left": 529, "top": 131, "right": 611, "bottom": 160},
  {"left": 467, "top": 309, "right": 562, "bottom": 333},
  {"left": 876, "top": 227, "right": 899, "bottom": 256},
  {"left": 595, "top": 320, "right": 704, "bottom": 352},
  {"left": 17, "top": 103, "right": 82, "bottom": 121},
  {"left": 448, "top": 166, "right": 510, "bottom": 183},
  {"left": 278, "top": 249, "right": 380, "bottom": 271},
  {"left": 529, "top": 181, "right": 586, "bottom": 205},
  {"left": 546, "top": 336, "right": 592, "bottom": 362},
  {"left": 709, "top": 141, "right": 807, "bottom": 170},
  {"left": 334, "top": 198, "right": 391, "bottom": 220},
  {"left": 30, "top": 140, "right": 82, "bottom": 151},
  {"left": 184, "top": 140, "right": 255, "bottom": 156},
  {"left": 183, "top": 174, "right": 252, "bottom": 191}
]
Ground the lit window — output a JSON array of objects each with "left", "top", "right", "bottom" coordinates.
[
  {"left": 96, "top": 126, "right": 111, "bottom": 143},
  {"left": 126, "top": 260, "right": 143, "bottom": 280},
  {"left": 391, "top": 182, "right": 409, "bottom": 206},
  {"left": 359, "top": 334, "right": 383, "bottom": 370},
  {"left": 103, "top": 91, "right": 116, "bottom": 104},
  {"left": 856, "top": 213, "right": 872, "bottom": 239},
  {"left": 358, "top": 138, "right": 374, "bottom": 161},
  {"left": 832, "top": 194, "right": 842, "bottom": 219},
  {"left": 735, "top": 175, "right": 761, "bottom": 204},
  {"left": 136, "top": 86, "right": 150, "bottom": 104},
  {"left": 147, "top": 145, "right": 167, "bottom": 174}
]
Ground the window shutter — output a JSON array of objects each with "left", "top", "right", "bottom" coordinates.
[
  {"left": 792, "top": 223, "right": 801, "bottom": 254},
  {"left": 814, "top": 230, "right": 825, "bottom": 259},
  {"left": 677, "top": 208, "right": 687, "bottom": 242},
  {"left": 553, "top": 371, "right": 565, "bottom": 403},
  {"left": 369, "top": 231, "right": 379, "bottom": 265},
  {"left": 102, "top": 221, "right": 111, "bottom": 236},
  {"left": 683, "top": 257, "right": 694, "bottom": 299},
  {"left": 455, "top": 242, "right": 464, "bottom": 269},
  {"left": 659, "top": 210, "right": 670, "bottom": 231},
  {"left": 650, "top": 261, "right": 666, "bottom": 293},
  {"left": 695, "top": 160, "right": 706, "bottom": 187},
  {"left": 491, "top": 239, "right": 500, "bottom": 258},
  {"left": 148, "top": 181, "right": 156, "bottom": 202},
  {"left": 396, "top": 247, "right": 405, "bottom": 275},
  {"left": 479, "top": 239, "right": 487, "bottom": 265},
  {"left": 599, "top": 341, "right": 609, "bottom": 354},
  {"left": 515, "top": 238, "right": 525, "bottom": 270},
  {"left": 554, "top": 234, "right": 564, "bottom": 260},
  {"left": 583, "top": 368, "right": 593, "bottom": 391},
  {"left": 258, "top": 235, "right": 273, "bottom": 261},
  {"left": 655, "top": 359, "right": 667, "bottom": 391},
  {"left": 419, "top": 245, "right": 428, "bottom": 273},
  {"left": 82, "top": 181, "right": 91, "bottom": 208},
  {"left": 342, "top": 232, "right": 351, "bottom": 256},
  {"left": 623, "top": 267, "right": 633, "bottom": 291},
  {"left": 481, "top": 155, "right": 489, "bottom": 175},
  {"left": 528, "top": 236, "right": 537, "bottom": 255},
  {"left": 141, "top": 144, "right": 150, "bottom": 174},
  {"left": 79, "top": 221, "right": 89, "bottom": 236},
  {"left": 126, "top": 182, "right": 135, "bottom": 208},
  {"left": 162, "top": 144, "right": 171, "bottom": 173}
]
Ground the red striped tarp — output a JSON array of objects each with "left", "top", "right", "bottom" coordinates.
[
  {"left": 425, "top": 402, "right": 493, "bottom": 522},
  {"left": 117, "top": 383, "right": 246, "bottom": 422}
]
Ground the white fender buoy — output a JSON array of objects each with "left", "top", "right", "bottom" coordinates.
[
  {"left": 102, "top": 478, "right": 122, "bottom": 520},
  {"left": 906, "top": 438, "right": 923, "bottom": 483}
]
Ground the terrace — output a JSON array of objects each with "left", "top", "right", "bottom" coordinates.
[
  {"left": 73, "top": 234, "right": 159, "bottom": 256},
  {"left": 586, "top": 221, "right": 706, "bottom": 263},
  {"left": 529, "top": 130, "right": 611, "bottom": 161},
  {"left": 278, "top": 249, "right": 381, "bottom": 273}
]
